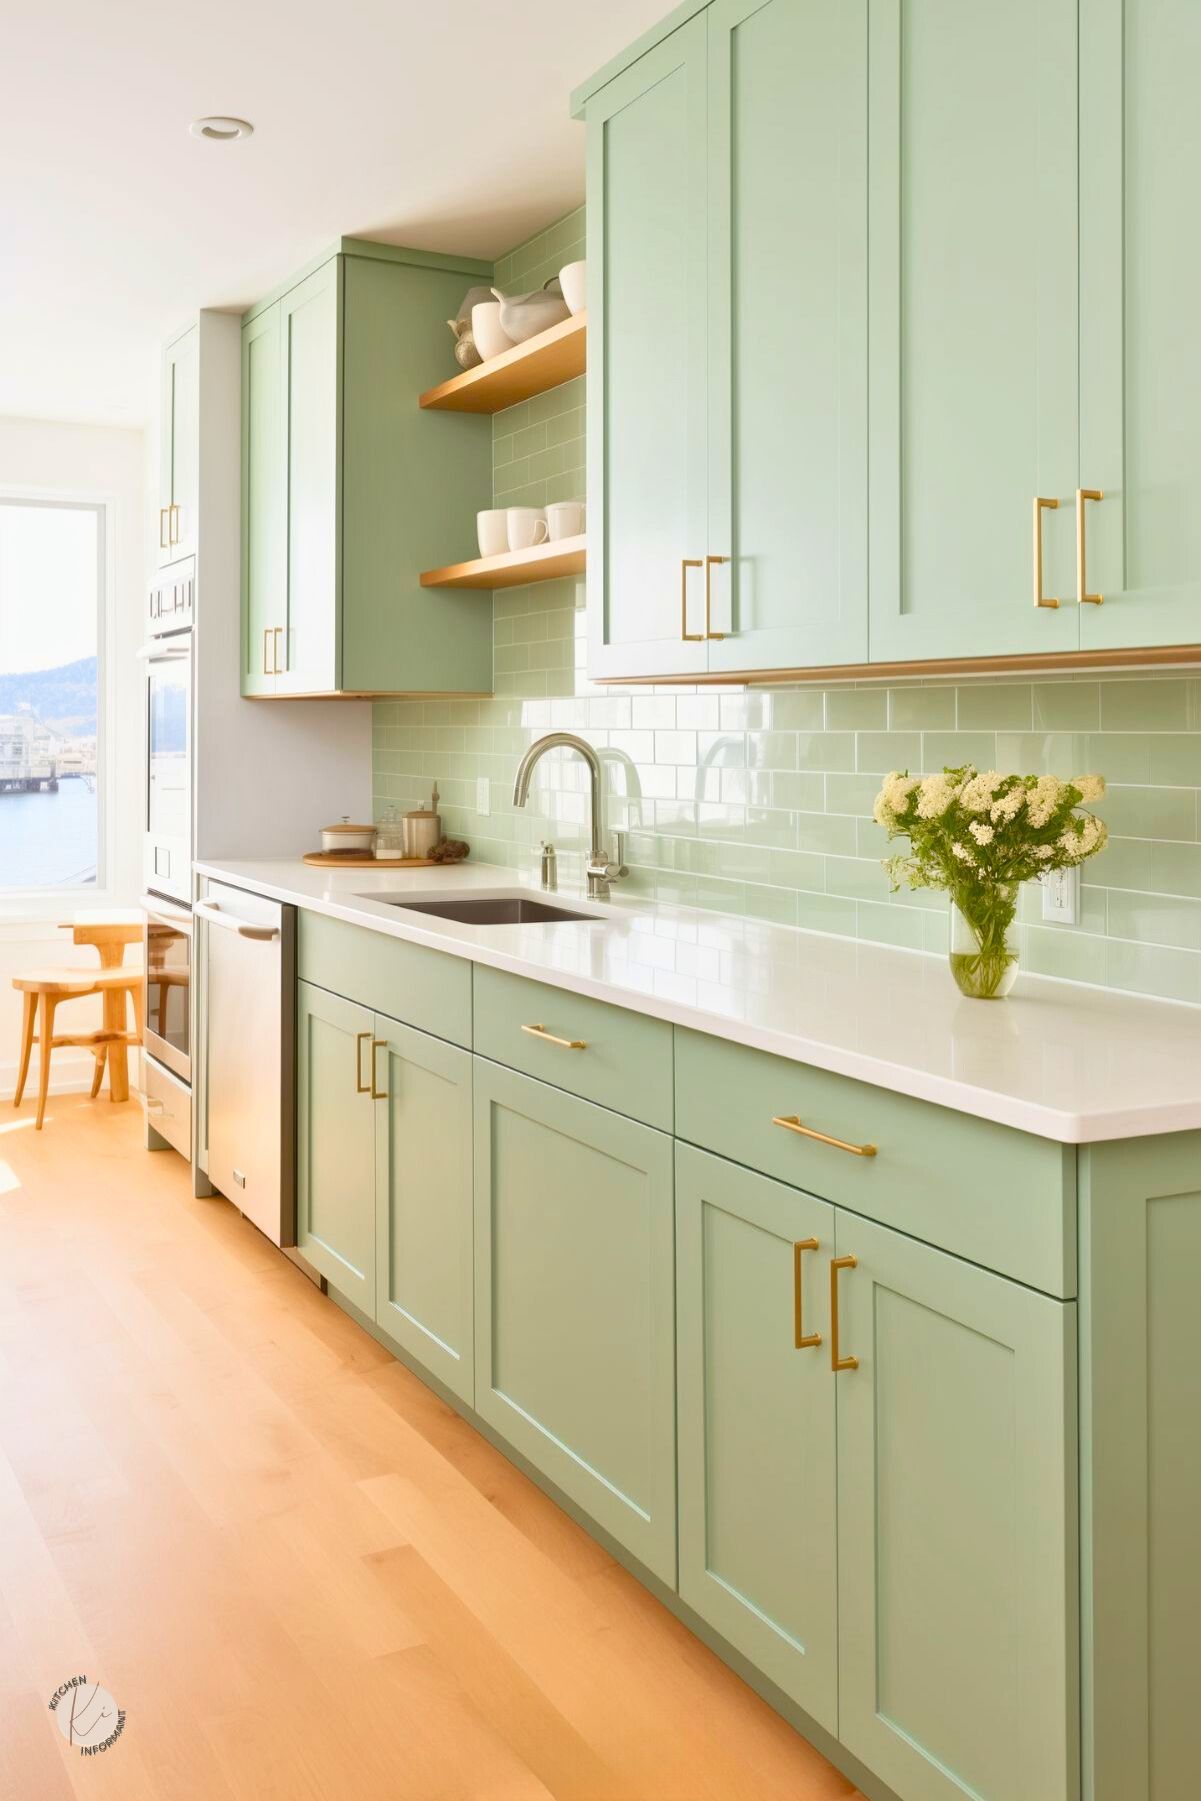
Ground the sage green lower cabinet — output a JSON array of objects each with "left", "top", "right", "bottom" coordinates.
[
  {"left": 675, "top": 1144, "right": 838, "bottom": 1732},
  {"left": 835, "top": 1211, "right": 1078, "bottom": 1801},
  {"left": 374, "top": 1018, "right": 474, "bottom": 1404},
  {"left": 297, "top": 981, "right": 376, "bottom": 1309},
  {"left": 472, "top": 1057, "right": 677, "bottom": 1584}
]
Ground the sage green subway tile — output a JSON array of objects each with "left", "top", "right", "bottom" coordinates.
[
  {"left": 719, "top": 692, "right": 774, "bottom": 731},
  {"left": 1023, "top": 924, "right": 1108, "bottom": 986},
  {"left": 1189, "top": 679, "right": 1201, "bottom": 729},
  {"left": 857, "top": 817, "right": 900, "bottom": 858},
  {"left": 795, "top": 891, "right": 858, "bottom": 937},
  {"left": 955, "top": 684, "right": 1033, "bottom": 729},
  {"left": 677, "top": 694, "right": 722, "bottom": 729},
  {"left": 1032, "top": 682, "right": 1101, "bottom": 730},
  {"left": 795, "top": 812, "right": 858, "bottom": 857},
  {"left": 745, "top": 732, "right": 797, "bottom": 771},
  {"left": 825, "top": 855, "right": 892, "bottom": 902},
  {"left": 1150, "top": 841, "right": 1201, "bottom": 898},
  {"left": 796, "top": 732, "right": 855, "bottom": 771},
  {"left": 1105, "top": 938, "right": 1201, "bottom": 1005},
  {"left": 1079, "top": 733, "right": 1152, "bottom": 784},
  {"left": 654, "top": 729, "right": 699, "bottom": 765},
  {"left": 744, "top": 886, "right": 800, "bottom": 928},
  {"left": 825, "top": 688, "right": 888, "bottom": 730},
  {"left": 493, "top": 433, "right": 515, "bottom": 468},
  {"left": 768, "top": 848, "right": 827, "bottom": 890},
  {"left": 771, "top": 771, "right": 825, "bottom": 811},
  {"left": 745, "top": 807, "right": 802, "bottom": 850},
  {"left": 767, "top": 690, "right": 826, "bottom": 730},
  {"left": 887, "top": 685, "right": 956, "bottom": 730},
  {"left": 1107, "top": 889, "right": 1201, "bottom": 952},
  {"left": 632, "top": 695, "right": 676, "bottom": 728},
  {"left": 692, "top": 875, "right": 749, "bottom": 915},
  {"left": 920, "top": 732, "right": 997, "bottom": 772},
  {"left": 1094, "top": 785, "right": 1197, "bottom": 840},
  {"left": 825, "top": 771, "right": 882, "bottom": 816},
  {"left": 494, "top": 398, "right": 530, "bottom": 435},
  {"left": 994, "top": 731, "right": 1078, "bottom": 776},
  {"left": 855, "top": 899, "right": 926, "bottom": 950},
  {"left": 1100, "top": 679, "right": 1193, "bottom": 731},
  {"left": 855, "top": 732, "right": 922, "bottom": 774},
  {"left": 1148, "top": 735, "right": 1201, "bottom": 786},
  {"left": 922, "top": 909, "right": 951, "bottom": 955}
]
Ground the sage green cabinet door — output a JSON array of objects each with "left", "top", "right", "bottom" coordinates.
[
  {"left": 278, "top": 260, "right": 340, "bottom": 695},
  {"left": 473, "top": 1058, "right": 677, "bottom": 1583},
  {"left": 240, "top": 304, "right": 283, "bottom": 697},
  {"left": 676, "top": 1145, "right": 837, "bottom": 1731},
  {"left": 158, "top": 325, "right": 198, "bottom": 567},
  {"left": 1079, "top": 0, "right": 1201, "bottom": 649},
  {"left": 867, "top": 0, "right": 1080, "bottom": 662},
  {"left": 835, "top": 1211, "right": 1077, "bottom": 1801},
  {"left": 374, "top": 1013, "right": 474, "bottom": 1404},
  {"left": 296, "top": 981, "right": 375, "bottom": 1309},
  {"left": 586, "top": 14, "right": 710, "bottom": 680},
  {"left": 705, "top": 0, "right": 867, "bottom": 674}
]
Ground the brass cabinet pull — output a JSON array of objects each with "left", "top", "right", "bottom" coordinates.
[
  {"left": 1033, "top": 497, "right": 1060, "bottom": 608},
  {"left": 273, "top": 625, "right": 284, "bottom": 673},
  {"left": 159, "top": 507, "right": 169, "bottom": 549},
  {"left": 262, "top": 627, "right": 273, "bottom": 675},
  {"left": 355, "top": 1030, "right": 372, "bottom": 1093},
  {"left": 370, "top": 1038, "right": 388, "bottom": 1100},
  {"left": 704, "top": 554, "right": 728, "bottom": 640},
  {"left": 1076, "top": 488, "right": 1104, "bottom": 605},
  {"left": 169, "top": 501, "right": 181, "bottom": 545},
  {"left": 830, "top": 1255, "right": 859, "bottom": 1372},
  {"left": 522, "top": 1023, "right": 586, "bottom": 1050},
  {"left": 772, "top": 1114, "right": 877, "bottom": 1158},
  {"left": 681, "top": 557, "right": 704, "bottom": 641},
  {"left": 793, "top": 1238, "right": 821, "bottom": 1349}
]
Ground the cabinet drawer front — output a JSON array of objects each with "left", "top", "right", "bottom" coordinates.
[
  {"left": 675, "top": 1029, "right": 1074, "bottom": 1296},
  {"left": 297, "top": 910, "right": 471, "bottom": 1048},
  {"left": 472, "top": 965, "right": 673, "bottom": 1130}
]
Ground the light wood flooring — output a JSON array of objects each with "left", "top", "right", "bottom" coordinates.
[{"left": 0, "top": 1094, "right": 864, "bottom": 1801}]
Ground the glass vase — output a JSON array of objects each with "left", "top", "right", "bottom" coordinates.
[{"left": 948, "top": 886, "right": 1020, "bottom": 1000}]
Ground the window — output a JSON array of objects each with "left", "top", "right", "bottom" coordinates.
[{"left": 0, "top": 499, "right": 104, "bottom": 892}]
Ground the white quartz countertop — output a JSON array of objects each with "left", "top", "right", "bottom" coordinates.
[{"left": 195, "top": 857, "right": 1201, "bottom": 1145}]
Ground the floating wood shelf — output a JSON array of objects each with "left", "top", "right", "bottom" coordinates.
[
  {"left": 419, "top": 313, "right": 587, "bottom": 413},
  {"left": 420, "top": 535, "right": 586, "bottom": 591}
]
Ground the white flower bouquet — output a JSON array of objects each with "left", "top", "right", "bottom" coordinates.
[{"left": 873, "top": 766, "right": 1109, "bottom": 998}]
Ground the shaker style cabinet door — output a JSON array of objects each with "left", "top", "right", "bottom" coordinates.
[
  {"left": 373, "top": 1013, "right": 474, "bottom": 1405},
  {"left": 585, "top": 14, "right": 710, "bottom": 680},
  {"left": 473, "top": 1059, "right": 677, "bottom": 1583},
  {"left": 277, "top": 259, "right": 341, "bottom": 696},
  {"left": 240, "top": 304, "right": 284, "bottom": 696},
  {"left": 296, "top": 981, "right": 376, "bottom": 1310},
  {"left": 1078, "top": 0, "right": 1201, "bottom": 649},
  {"left": 675, "top": 1144, "right": 838, "bottom": 1732},
  {"left": 705, "top": 0, "right": 868, "bottom": 674},
  {"left": 158, "top": 325, "right": 198, "bottom": 566},
  {"left": 834, "top": 1210, "right": 1078, "bottom": 1801},
  {"left": 867, "top": 0, "right": 1081, "bottom": 662}
]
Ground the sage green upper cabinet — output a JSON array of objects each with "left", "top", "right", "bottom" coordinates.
[
  {"left": 705, "top": 0, "right": 867, "bottom": 673},
  {"left": 240, "top": 241, "right": 494, "bottom": 698},
  {"left": 296, "top": 980, "right": 376, "bottom": 1310},
  {"left": 158, "top": 325, "right": 198, "bottom": 566},
  {"left": 586, "top": 15, "right": 710, "bottom": 680},
  {"left": 867, "top": 0, "right": 1081, "bottom": 663},
  {"left": 1078, "top": 0, "right": 1201, "bottom": 648},
  {"left": 676, "top": 1144, "right": 838, "bottom": 1732},
  {"left": 835, "top": 1210, "right": 1077, "bottom": 1801}
]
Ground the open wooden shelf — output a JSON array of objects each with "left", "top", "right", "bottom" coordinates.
[
  {"left": 420, "top": 534, "right": 586, "bottom": 591},
  {"left": 419, "top": 312, "right": 587, "bottom": 414}
]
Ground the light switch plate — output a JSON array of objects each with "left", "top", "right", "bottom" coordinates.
[
  {"left": 1041, "top": 864, "right": 1079, "bottom": 925},
  {"left": 476, "top": 776, "right": 490, "bottom": 816}
]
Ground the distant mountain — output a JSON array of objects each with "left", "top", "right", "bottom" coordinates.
[{"left": 0, "top": 657, "right": 97, "bottom": 737}]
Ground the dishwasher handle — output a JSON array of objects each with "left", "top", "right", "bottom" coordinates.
[{"left": 194, "top": 900, "right": 280, "bottom": 942}]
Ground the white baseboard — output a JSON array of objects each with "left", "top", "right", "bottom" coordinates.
[{"left": 0, "top": 1049, "right": 122, "bottom": 1103}]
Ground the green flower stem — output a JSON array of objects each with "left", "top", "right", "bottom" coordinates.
[{"left": 949, "top": 883, "right": 1019, "bottom": 1000}]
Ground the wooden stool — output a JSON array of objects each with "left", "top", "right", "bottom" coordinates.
[
  {"left": 58, "top": 912, "right": 144, "bottom": 1108},
  {"left": 12, "top": 967, "right": 143, "bottom": 1130}
]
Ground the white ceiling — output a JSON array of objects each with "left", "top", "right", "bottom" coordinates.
[{"left": 2, "top": 0, "right": 666, "bottom": 429}]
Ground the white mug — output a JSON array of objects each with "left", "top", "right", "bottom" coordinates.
[
  {"left": 477, "top": 508, "right": 509, "bottom": 559},
  {"left": 506, "top": 506, "right": 549, "bottom": 551},
  {"left": 545, "top": 499, "right": 585, "bottom": 542}
]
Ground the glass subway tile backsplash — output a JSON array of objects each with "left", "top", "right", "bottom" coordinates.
[{"left": 374, "top": 210, "right": 1201, "bottom": 1007}]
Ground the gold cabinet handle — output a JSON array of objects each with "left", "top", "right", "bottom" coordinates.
[
  {"left": 355, "top": 1030, "right": 372, "bottom": 1093},
  {"left": 830, "top": 1255, "right": 859, "bottom": 1372},
  {"left": 522, "top": 1023, "right": 586, "bottom": 1050},
  {"left": 169, "top": 501, "right": 181, "bottom": 545},
  {"left": 772, "top": 1114, "right": 877, "bottom": 1158},
  {"left": 793, "top": 1238, "right": 821, "bottom": 1349},
  {"left": 1033, "top": 497, "right": 1060, "bottom": 609},
  {"left": 262, "top": 627, "right": 273, "bottom": 675},
  {"left": 681, "top": 557, "right": 704, "bottom": 641},
  {"left": 704, "top": 554, "right": 727, "bottom": 640},
  {"left": 1076, "top": 488, "right": 1104, "bottom": 605},
  {"left": 370, "top": 1038, "right": 388, "bottom": 1100},
  {"left": 159, "top": 507, "right": 169, "bottom": 549},
  {"left": 273, "top": 625, "right": 284, "bottom": 673}
]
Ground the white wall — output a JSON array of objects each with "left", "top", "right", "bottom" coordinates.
[{"left": 0, "top": 413, "right": 147, "bottom": 1097}]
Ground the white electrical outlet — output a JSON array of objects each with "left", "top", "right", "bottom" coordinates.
[
  {"left": 1041, "top": 864, "right": 1080, "bottom": 925},
  {"left": 476, "top": 776, "right": 490, "bottom": 816}
]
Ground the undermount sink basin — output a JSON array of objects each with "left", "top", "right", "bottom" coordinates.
[{"left": 367, "top": 893, "right": 600, "bottom": 926}]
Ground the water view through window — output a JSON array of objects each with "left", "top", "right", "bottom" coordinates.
[{"left": 0, "top": 499, "right": 102, "bottom": 890}]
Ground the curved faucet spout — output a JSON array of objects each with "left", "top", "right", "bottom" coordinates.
[{"left": 512, "top": 732, "right": 625, "bottom": 900}]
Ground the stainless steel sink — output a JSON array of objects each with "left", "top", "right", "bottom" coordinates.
[{"left": 367, "top": 894, "right": 600, "bottom": 926}]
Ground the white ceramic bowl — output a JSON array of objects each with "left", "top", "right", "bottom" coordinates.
[
  {"left": 472, "top": 301, "right": 515, "bottom": 361},
  {"left": 559, "top": 260, "right": 586, "bottom": 316}
]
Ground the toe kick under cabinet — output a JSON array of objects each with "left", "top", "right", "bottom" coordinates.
[{"left": 295, "top": 910, "right": 1201, "bottom": 1801}]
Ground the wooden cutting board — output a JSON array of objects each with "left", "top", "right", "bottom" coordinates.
[{"left": 302, "top": 851, "right": 444, "bottom": 869}]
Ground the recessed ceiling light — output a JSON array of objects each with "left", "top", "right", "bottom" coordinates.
[{"left": 189, "top": 116, "right": 254, "bottom": 142}]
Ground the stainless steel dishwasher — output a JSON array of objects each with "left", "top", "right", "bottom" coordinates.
[{"left": 195, "top": 878, "right": 295, "bottom": 1246}]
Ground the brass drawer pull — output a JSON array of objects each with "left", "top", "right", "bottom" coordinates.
[
  {"left": 273, "top": 625, "right": 284, "bottom": 672},
  {"left": 1076, "top": 488, "right": 1104, "bottom": 605},
  {"left": 370, "top": 1038, "right": 388, "bottom": 1100},
  {"left": 681, "top": 557, "right": 704, "bottom": 641},
  {"left": 159, "top": 507, "right": 170, "bottom": 549},
  {"left": 169, "top": 501, "right": 181, "bottom": 544},
  {"left": 830, "top": 1255, "right": 859, "bottom": 1372},
  {"left": 355, "top": 1030, "right": 372, "bottom": 1093},
  {"left": 772, "top": 1114, "right": 877, "bottom": 1158},
  {"left": 522, "top": 1023, "right": 586, "bottom": 1051},
  {"left": 262, "top": 627, "right": 273, "bottom": 675},
  {"left": 1033, "top": 497, "right": 1060, "bottom": 609},
  {"left": 704, "top": 553, "right": 727, "bottom": 640},
  {"left": 793, "top": 1238, "right": 821, "bottom": 1349}
]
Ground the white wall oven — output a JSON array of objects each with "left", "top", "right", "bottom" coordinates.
[{"left": 142, "top": 556, "right": 193, "bottom": 904}]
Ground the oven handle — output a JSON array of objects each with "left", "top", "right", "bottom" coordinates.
[
  {"left": 193, "top": 900, "right": 280, "bottom": 942},
  {"left": 136, "top": 642, "right": 191, "bottom": 660},
  {"left": 140, "top": 896, "right": 194, "bottom": 935}
]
